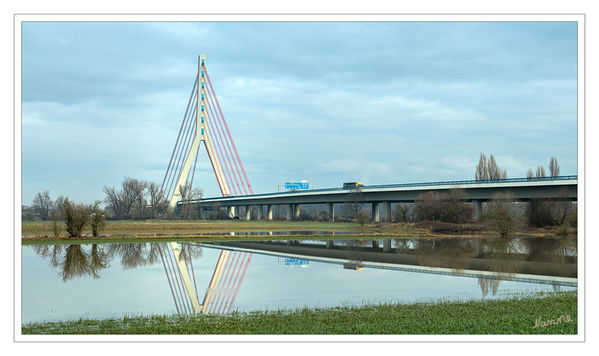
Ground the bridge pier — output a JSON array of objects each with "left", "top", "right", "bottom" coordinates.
[
  {"left": 372, "top": 202, "right": 380, "bottom": 223},
  {"left": 383, "top": 239, "right": 392, "bottom": 252},
  {"left": 327, "top": 202, "right": 335, "bottom": 222},
  {"left": 267, "top": 205, "right": 273, "bottom": 220},
  {"left": 294, "top": 204, "right": 301, "bottom": 220},
  {"left": 286, "top": 204, "right": 292, "bottom": 221},
  {"left": 256, "top": 206, "right": 262, "bottom": 220},
  {"left": 473, "top": 200, "right": 483, "bottom": 220},
  {"left": 228, "top": 206, "right": 236, "bottom": 219},
  {"left": 245, "top": 206, "right": 251, "bottom": 221},
  {"left": 383, "top": 201, "right": 391, "bottom": 222}
]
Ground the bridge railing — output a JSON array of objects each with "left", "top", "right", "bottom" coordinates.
[{"left": 181, "top": 175, "right": 577, "bottom": 204}]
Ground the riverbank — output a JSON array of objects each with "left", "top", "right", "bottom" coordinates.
[
  {"left": 22, "top": 291, "right": 577, "bottom": 335},
  {"left": 21, "top": 219, "right": 575, "bottom": 244}
]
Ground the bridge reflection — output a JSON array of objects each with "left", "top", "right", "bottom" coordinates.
[{"left": 31, "top": 235, "right": 576, "bottom": 315}]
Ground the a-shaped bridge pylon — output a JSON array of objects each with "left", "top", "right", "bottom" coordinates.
[
  {"left": 158, "top": 242, "right": 252, "bottom": 315},
  {"left": 160, "top": 54, "right": 254, "bottom": 211}
]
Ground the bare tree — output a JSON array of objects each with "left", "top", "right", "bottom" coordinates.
[
  {"left": 475, "top": 153, "right": 507, "bottom": 180},
  {"left": 179, "top": 183, "right": 203, "bottom": 219},
  {"left": 63, "top": 198, "right": 92, "bottom": 238},
  {"left": 147, "top": 182, "right": 163, "bottom": 219},
  {"left": 103, "top": 177, "right": 143, "bottom": 219},
  {"left": 475, "top": 153, "right": 489, "bottom": 180},
  {"left": 341, "top": 187, "right": 364, "bottom": 221},
  {"left": 486, "top": 191, "right": 521, "bottom": 238},
  {"left": 393, "top": 203, "right": 411, "bottom": 223},
  {"left": 549, "top": 157, "right": 560, "bottom": 177},
  {"left": 52, "top": 195, "right": 66, "bottom": 220},
  {"left": 536, "top": 166, "right": 546, "bottom": 178},
  {"left": 32, "top": 190, "right": 53, "bottom": 220},
  {"left": 526, "top": 168, "right": 534, "bottom": 179},
  {"left": 128, "top": 178, "right": 148, "bottom": 219}
]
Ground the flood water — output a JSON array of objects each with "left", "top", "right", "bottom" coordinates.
[{"left": 21, "top": 236, "right": 577, "bottom": 324}]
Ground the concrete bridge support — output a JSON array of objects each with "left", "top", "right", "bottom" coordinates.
[
  {"left": 245, "top": 206, "right": 251, "bottom": 221},
  {"left": 383, "top": 239, "right": 392, "bottom": 252},
  {"left": 473, "top": 200, "right": 483, "bottom": 221},
  {"left": 372, "top": 202, "right": 380, "bottom": 223},
  {"left": 267, "top": 205, "right": 273, "bottom": 220},
  {"left": 327, "top": 202, "right": 335, "bottom": 222},
  {"left": 228, "top": 206, "right": 236, "bottom": 219},
  {"left": 383, "top": 201, "right": 391, "bottom": 222},
  {"left": 256, "top": 206, "right": 262, "bottom": 220},
  {"left": 286, "top": 204, "right": 292, "bottom": 221},
  {"left": 294, "top": 204, "right": 301, "bottom": 220}
]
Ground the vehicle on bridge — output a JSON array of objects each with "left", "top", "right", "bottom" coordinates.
[{"left": 343, "top": 182, "right": 364, "bottom": 189}]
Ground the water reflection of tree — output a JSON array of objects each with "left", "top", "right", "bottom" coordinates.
[
  {"left": 478, "top": 277, "right": 501, "bottom": 297},
  {"left": 31, "top": 242, "right": 203, "bottom": 280},
  {"left": 411, "top": 238, "right": 479, "bottom": 272},
  {"left": 105, "top": 242, "right": 202, "bottom": 269},
  {"left": 33, "top": 244, "right": 110, "bottom": 281}
]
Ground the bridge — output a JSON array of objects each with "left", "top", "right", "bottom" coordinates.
[
  {"left": 179, "top": 175, "right": 577, "bottom": 222},
  {"left": 157, "top": 54, "right": 577, "bottom": 223},
  {"left": 151, "top": 56, "right": 576, "bottom": 313}
]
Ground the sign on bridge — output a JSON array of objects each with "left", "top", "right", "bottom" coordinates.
[{"left": 285, "top": 182, "right": 309, "bottom": 190}]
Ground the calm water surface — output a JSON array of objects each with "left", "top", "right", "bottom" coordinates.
[{"left": 21, "top": 236, "right": 577, "bottom": 324}]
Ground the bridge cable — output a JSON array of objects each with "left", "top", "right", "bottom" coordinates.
[
  {"left": 163, "top": 92, "right": 197, "bottom": 200},
  {"left": 226, "top": 253, "right": 253, "bottom": 315},
  {"left": 205, "top": 95, "right": 241, "bottom": 196},
  {"left": 160, "top": 75, "right": 198, "bottom": 200},
  {"left": 204, "top": 101, "right": 238, "bottom": 196},
  {"left": 212, "top": 251, "right": 238, "bottom": 314},
  {"left": 158, "top": 244, "right": 182, "bottom": 315},
  {"left": 204, "top": 72, "right": 247, "bottom": 196},
  {"left": 166, "top": 99, "right": 198, "bottom": 200},
  {"left": 205, "top": 85, "right": 246, "bottom": 196},
  {"left": 206, "top": 68, "right": 254, "bottom": 194}
]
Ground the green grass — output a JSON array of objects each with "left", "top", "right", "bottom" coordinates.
[{"left": 22, "top": 291, "right": 577, "bottom": 335}]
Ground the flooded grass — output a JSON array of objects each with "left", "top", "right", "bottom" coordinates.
[
  {"left": 23, "top": 220, "right": 575, "bottom": 243},
  {"left": 22, "top": 291, "right": 577, "bottom": 335}
]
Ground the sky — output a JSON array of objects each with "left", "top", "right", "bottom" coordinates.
[{"left": 20, "top": 21, "right": 579, "bottom": 205}]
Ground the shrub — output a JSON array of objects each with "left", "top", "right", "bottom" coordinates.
[
  {"left": 356, "top": 210, "right": 370, "bottom": 226},
  {"left": 63, "top": 199, "right": 91, "bottom": 238},
  {"left": 414, "top": 189, "right": 473, "bottom": 224},
  {"left": 486, "top": 191, "right": 521, "bottom": 238},
  {"left": 90, "top": 201, "right": 107, "bottom": 237},
  {"left": 393, "top": 203, "right": 411, "bottom": 223}
]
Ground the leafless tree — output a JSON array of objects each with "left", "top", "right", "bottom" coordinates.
[
  {"left": 32, "top": 190, "right": 52, "bottom": 220},
  {"left": 52, "top": 195, "right": 66, "bottom": 220},
  {"left": 341, "top": 187, "right": 364, "bottom": 220},
  {"left": 549, "top": 157, "right": 560, "bottom": 177},
  {"left": 536, "top": 166, "right": 546, "bottom": 178},
  {"left": 486, "top": 191, "right": 521, "bottom": 238},
  {"left": 393, "top": 203, "right": 411, "bottom": 223},
  {"left": 90, "top": 201, "right": 107, "bottom": 237},
  {"left": 356, "top": 209, "right": 370, "bottom": 226},
  {"left": 475, "top": 153, "right": 507, "bottom": 180},
  {"left": 103, "top": 177, "right": 144, "bottom": 219},
  {"left": 63, "top": 198, "right": 92, "bottom": 238},
  {"left": 127, "top": 178, "right": 148, "bottom": 220},
  {"left": 475, "top": 153, "right": 489, "bottom": 180},
  {"left": 526, "top": 168, "right": 534, "bottom": 179},
  {"left": 147, "top": 182, "right": 163, "bottom": 219},
  {"left": 179, "top": 183, "right": 203, "bottom": 219}
]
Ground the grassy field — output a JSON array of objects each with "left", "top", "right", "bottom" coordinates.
[
  {"left": 21, "top": 219, "right": 572, "bottom": 244},
  {"left": 22, "top": 291, "right": 577, "bottom": 335}
]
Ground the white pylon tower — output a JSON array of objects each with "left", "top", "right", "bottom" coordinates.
[
  {"left": 162, "top": 54, "right": 253, "bottom": 210},
  {"left": 168, "top": 55, "right": 229, "bottom": 209}
]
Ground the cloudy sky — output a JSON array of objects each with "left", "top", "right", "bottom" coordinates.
[{"left": 21, "top": 21, "right": 578, "bottom": 204}]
